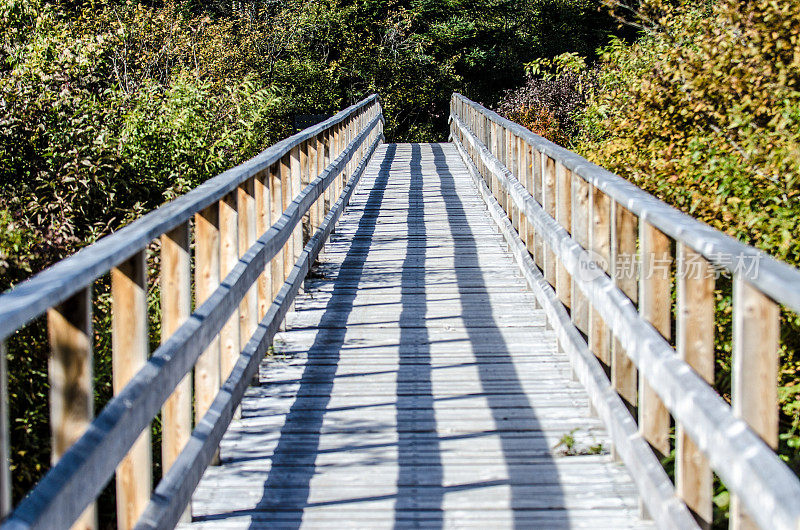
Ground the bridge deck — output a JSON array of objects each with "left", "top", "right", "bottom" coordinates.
[{"left": 185, "top": 143, "right": 651, "bottom": 528}]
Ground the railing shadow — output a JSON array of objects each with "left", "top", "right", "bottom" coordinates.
[
  {"left": 430, "top": 142, "right": 567, "bottom": 528},
  {"left": 394, "top": 143, "right": 444, "bottom": 528},
  {"left": 237, "top": 144, "right": 397, "bottom": 528}
]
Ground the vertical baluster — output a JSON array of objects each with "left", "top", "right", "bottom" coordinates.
[
  {"left": 323, "top": 131, "right": 331, "bottom": 216},
  {"left": 532, "top": 149, "right": 544, "bottom": 270},
  {"left": 219, "top": 193, "right": 240, "bottom": 382},
  {"left": 111, "top": 250, "right": 151, "bottom": 530},
  {"left": 255, "top": 171, "right": 272, "bottom": 321},
  {"left": 589, "top": 189, "right": 611, "bottom": 366},
  {"left": 290, "top": 145, "right": 303, "bottom": 267},
  {"left": 543, "top": 155, "right": 557, "bottom": 287},
  {"left": 270, "top": 162, "right": 285, "bottom": 300},
  {"left": 308, "top": 138, "right": 319, "bottom": 234},
  {"left": 638, "top": 221, "right": 672, "bottom": 458},
  {"left": 611, "top": 202, "right": 638, "bottom": 413},
  {"left": 730, "top": 276, "right": 780, "bottom": 530},
  {"left": 555, "top": 162, "right": 572, "bottom": 308},
  {"left": 518, "top": 139, "right": 529, "bottom": 245},
  {"left": 300, "top": 141, "right": 311, "bottom": 244},
  {"left": 676, "top": 243, "right": 714, "bottom": 529},
  {"left": 280, "top": 153, "right": 293, "bottom": 283},
  {"left": 48, "top": 287, "right": 96, "bottom": 529},
  {"left": 0, "top": 341, "right": 9, "bottom": 519},
  {"left": 194, "top": 206, "right": 220, "bottom": 465},
  {"left": 238, "top": 179, "right": 258, "bottom": 345},
  {"left": 316, "top": 133, "right": 326, "bottom": 227},
  {"left": 570, "top": 174, "right": 589, "bottom": 331},
  {"left": 160, "top": 222, "right": 192, "bottom": 466}
]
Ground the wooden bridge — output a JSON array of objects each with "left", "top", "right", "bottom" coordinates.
[{"left": 1, "top": 94, "right": 799, "bottom": 529}]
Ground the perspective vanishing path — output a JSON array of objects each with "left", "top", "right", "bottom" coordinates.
[{"left": 184, "top": 143, "right": 651, "bottom": 528}]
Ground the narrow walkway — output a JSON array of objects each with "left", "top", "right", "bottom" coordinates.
[{"left": 185, "top": 143, "right": 651, "bottom": 528}]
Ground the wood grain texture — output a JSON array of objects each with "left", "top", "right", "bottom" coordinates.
[
  {"left": 161, "top": 223, "right": 192, "bottom": 477},
  {"left": 47, "top": 288, "right": 96, "bottom": 529},
  {"left": 611, "top": 202, "right": 638, "bottom": 411},
  {"left": 676, "top": 243, "right": 714, "bottom": 529},
  {"left": 590, "top": 188, "right": 611, "bottom": 366},
  {"left": 0, "top": 342, "right": 9, "bottom": 519},
  {"left": 730, "top": 277, "right": 780, "bottom": 530},
  {"left": 194, "top": 206, "right": 221, "bottom": 428},
  {"left": 638, "top": 221, "right": 671, "bottom": 458},
  {"left": 555, "top": 161, "right": 571, "bottom": 308},
  {"left": 111, "top": 250, "right": 152, "bottom": 530},
  {"left": 219, "top": 193, "right": 241, "bottom": 382},
  {"left": 570, "top": 174, "right": 590, "bottom": 333}
]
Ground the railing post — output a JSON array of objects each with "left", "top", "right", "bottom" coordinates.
[
  {"left": 194, "top": 205, "right": 221, "bottom": 459},
  {"left": 300, "top": 141, "right": 311, "bottom": 244},
  {"left": 160, "top": 222, "right": 191, "bottom": 523},
  {"left": 532, "top": 149, "right": 545, "bottom": 271},
  {"left": 270, "top": 162, "right": 285, "bottom": 301},
  {"left": 570, "top": 174, "right": 590, "bottom": 332},
  {"left": 638, "top": 221, "right": 672, "bottom": 459},
  {"left": 555, "top": 162, "right": 572, "bottom": 308},
  {"left": 589, "top": 188, "right": 611, "bottom": 366},
  {"left": 610, "top": 202, "right": 638, "bottom": 414},
  {"left": 219, "top": 192, "right": 240, "bottom": 382},
  {"left": 47, "top": 287, "right": 96, "bottom": 529},
  {"left": 255, "top": 171, "right": 272, "bottom": 321},
  {"left": 676, "top": 243, "right": 714, "bottom": 529},
  {"left": 280, "top": 153, "right": 293, "bottom": 286},
  {"left": 238, "top": 180, "right": 258, "bottom": 346},
  {"left": 730, "top": 276, "right": 780, "bottom": 530},
  {"left": 290, "top": 145, "right": 303, "bottom": 269},
  {"left": 308, "top": 138, "right": 319, "bottom": 234},
  {"left": 111, "top": 250, "right": 151, "bottom": 530},
  {"left": 543, "top": 155, "right": 557, "bottom": 288}
]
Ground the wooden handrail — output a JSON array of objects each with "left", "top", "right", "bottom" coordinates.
[
  {"left": 450, "top": 94, "right": 800, "bottom": 530},
  {"left": 0, "top": 96, "right": 383, "bottom": 529}
]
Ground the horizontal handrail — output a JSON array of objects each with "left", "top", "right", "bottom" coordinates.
[
  {"left": 1, "top": 96, "right": 383, "bottom": 529},
  {"left": 0, "top": 95, "right": 379, "bottom": 342},
  {"left": 451, "top": 96, "right": 800, "bottom": 529},
  {"left": 452, "top": 93, "right": 800, "bottom": 315}
]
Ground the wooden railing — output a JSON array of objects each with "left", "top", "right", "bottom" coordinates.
[
  {"left": 0, "top": 95, "right": 383, "bottom": 530},
  {"left": 450, "top": 93, "right": 800, "bottom": 530}
]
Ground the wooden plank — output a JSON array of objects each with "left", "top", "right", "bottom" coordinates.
[
  {"left": 0, "top": 97, "right": 380, "bottom": 343},
  {"left": 589, "top": 188, "right": 611, "bottom": 366},
  {"left": 543, "top": 155, "right": 556, "bottom": 288},
  {"left": 611, "top": 202, "right": 638, "bottom": 411},
  {"left": 160, "top": 223, "right": 192, "bottom": 479},
  {"left": 270, "top": 163, "right": 285, "bottom": 301},
  {"left": 47, "top": 288, "right": 96, "bottom": 530},
  {"left": 555, "top": 161, "right": 571, "bottom": 308},
  {"left": 194, "top": 206, "right": 221, "bottom": 427},
  {"left": 675, "top": 243, "right": 714, "bottom": 529},
  {"left": 570, "top": 174, "right": 590, "bottom": 332},
  {"left": 255, "top": 173, "right": 272, "bottom": 320},
  {"left": 238, "top": 179, "right": 258, "bottom": 346},
  {"left": 638, "top": 221, "right": 672, "bottom": 458},
  {"left": 219, "top": 192, "right": 240, "bottom": 382},
  {"left": 730, "top": 277, "right": 780, "bottom": 530},
  {"left": 308, "top": 138, "right": 319, "bottom": 233},
  {"left": 111, "top": 250, "right": 151, "bottom": 530}
]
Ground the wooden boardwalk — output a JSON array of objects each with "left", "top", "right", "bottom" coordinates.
[{"left": 185, "top": 143, "right": 652, "bottom": 528}]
